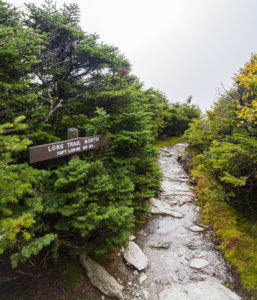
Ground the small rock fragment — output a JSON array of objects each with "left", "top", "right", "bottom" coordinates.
[
  {"left": 186, "top": 242, "right": 198, "bottom": 250},
  {"left": 129, "top": 235, "right": 136, "bottom": 241},
  {"left": 188, "top": 225, "right": 205, "bottom": 232},
  {"left": 149, "top": 241, "right": 171, "bottom": 249},
  {"left": 139, "top": 273, "right": 147, "bottom": 284}
]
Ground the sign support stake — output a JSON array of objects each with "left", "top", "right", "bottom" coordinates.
[{"left": 67, "top": 127, "right": 79, "bottom": 159}]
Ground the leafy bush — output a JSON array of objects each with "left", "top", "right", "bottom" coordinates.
[
  {"left": 186, "top": 56, "right": 257, "bottom": 211},
  {"left": 0, "top": 117, "right": 51, "bottom": 267},
  {"left": 185, "top": 55, "right": 257, "bottom": 293},
  {"left": 159, "top": 101, "right": 201, "bottom": 138}
]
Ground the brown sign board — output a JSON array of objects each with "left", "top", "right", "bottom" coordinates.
[{"left": 29, "top": 134, "right": 111, "bottom": 164}]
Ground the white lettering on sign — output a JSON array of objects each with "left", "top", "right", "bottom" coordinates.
[
  {"left": 67, "top": 140, "right": 81, "bottom": 148},
  {"left": 84, "top": 136, "right": 100, "bottom": 144},
  {"left": 29, "top": 134, "right": 110, "bottom": 163},
  {"left": 57, "top": 149, "right": 68, "bottom": 156},
  {"left": 48, "top": 144, "right": 64, "bottom": 152}
]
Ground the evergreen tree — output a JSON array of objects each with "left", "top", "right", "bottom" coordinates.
[{"left": 0, "top": 0, "right": 164, "bottom": 266}]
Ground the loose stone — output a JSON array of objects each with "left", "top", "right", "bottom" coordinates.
[
  {"left": 149, "top": 241, "right": 171, "bottom": 249},
  {"left": 129, "top": 235, "right": 136, "bottom": 241},
  {"left": 188, "top": 225, "right": 205, "bottom": 232},
  {"left": 124, "top": 241, "right": 148, "bottom": 271},
  {"left": 139, "top": 273, "right": 147, "bottom": 284},
  {"left": 189, "top": 258, "right": 210, "bottom": 269}
]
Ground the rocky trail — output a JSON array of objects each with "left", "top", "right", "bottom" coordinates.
[{"left": 81, "top": 143, "right": 243, "bottom": 300}]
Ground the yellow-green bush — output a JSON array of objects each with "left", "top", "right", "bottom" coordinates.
[{"left": 192, "top": 166, "right": 257, "bottom": 296}]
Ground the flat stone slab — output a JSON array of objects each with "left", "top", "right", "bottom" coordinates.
[
  {"left": 149, "top": 241, "right": 171, "bottom": 249},
  {"left": 188, "top": 225, "right": 205, "bottom": 232},
  {"left": 124, "top": 241, "right": 148, "bottom": 271},
  {"left": 150, "top": 198, "right": 184, "bottom": 218},
  {"left": 189, "top": 258, "right": 210, "bottom": 269},
  {"left": 80, "top": 253, "right": 123, "bottom": 299},
  {"left": 159, "top": 278, "right": 241, "bottom": 300}
]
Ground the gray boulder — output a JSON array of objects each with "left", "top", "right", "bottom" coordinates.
[{"left": 80, "top": 252, "right": 123, "bottom": 299}]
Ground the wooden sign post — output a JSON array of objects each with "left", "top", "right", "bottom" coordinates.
[{"left": 29, "top": 129, "right": 111, "bottom": 164}]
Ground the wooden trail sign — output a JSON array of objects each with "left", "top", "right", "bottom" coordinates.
[{"left": 29, "top": 133, "right": 111, "bottom": 164}]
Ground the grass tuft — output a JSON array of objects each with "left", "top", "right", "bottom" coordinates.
[{"left": 154, "top": 136, "right": 183, "bottom": 149}]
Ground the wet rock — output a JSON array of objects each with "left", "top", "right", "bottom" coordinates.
[
  {"left": 189, "top": 258, "right": 210, "bottom": 269},
  {"left": 159, "top": 278, "right": 241, "bottom": 300},
  {"left": 188, "top": 225, "right": 205, "bottom": 232},
  {"left": 149, "top": 241, "right": 171, "bottom": 249},
  {"left": 124, "top": 241, "right": 148, "bottom": 271},
  {"left": 139, "top": 273, "right": 147, "bottom": 284},
  {"left": 150, "top": 198, "right": 184, "bottom": 218},
  {"left": 80, "top": 253, "right": 123, "bottom": 299}
]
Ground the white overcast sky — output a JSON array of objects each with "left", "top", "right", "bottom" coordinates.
[{"left": 7, "top": 0, "right": 257, "bottom": 110}]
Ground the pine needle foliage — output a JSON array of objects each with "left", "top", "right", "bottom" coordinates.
[{"left": 0, "top": 0, "right": 166, "bottom": 266}]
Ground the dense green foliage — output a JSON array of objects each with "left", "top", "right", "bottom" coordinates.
[
  {"left": 158, "top": 98, "right": 201, "bottom": 138},
  {"left": 185, "top": 55, "right": 257, "bottom": 293},
  {"left": 0, "top": 0, "right": 200, "bottom": 268},
  {"left": 0, "top": 0, "right": 166, "bottom": 267}
]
